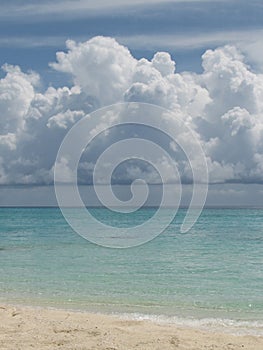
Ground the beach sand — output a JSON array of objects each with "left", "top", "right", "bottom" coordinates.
[{"left": 0, "top": 305, "right": 262, "bottom": 350}]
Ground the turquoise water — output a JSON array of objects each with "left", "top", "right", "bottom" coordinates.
[{"left": 0, "top": 207, "right": 263, "bottom": 334}]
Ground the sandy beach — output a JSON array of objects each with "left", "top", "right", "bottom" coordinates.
[{"left": 0, "top": 305, "right": 262, "bottom": 350}]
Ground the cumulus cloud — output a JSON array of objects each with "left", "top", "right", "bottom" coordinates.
[
  {"left": 1, "top": 36, "right": 263, "bottom": 185},
  {"left": 0, "top": 64, "right": 39, "bottom": 134},
  {"left": 51, "top": 37, "right": 136, "bottom": 106}
]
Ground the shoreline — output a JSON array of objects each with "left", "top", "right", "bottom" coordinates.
[
  {"left": 0, "top": 304, "right": 262, "bottom": 350},
  {"left": 1, "top": 301, "right": 263, "bottom": 336}
]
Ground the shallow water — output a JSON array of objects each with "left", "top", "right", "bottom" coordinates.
[{"left": 0, "top": 207, "right": 262, "bottom": 334}]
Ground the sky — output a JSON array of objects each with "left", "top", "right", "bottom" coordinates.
[{"left": 0, "top": 0, "right": 263, "bottom": 206}]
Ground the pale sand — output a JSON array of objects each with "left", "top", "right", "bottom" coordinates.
[{"left": 0, "top": 305, "right": 262, "bottom": 350}]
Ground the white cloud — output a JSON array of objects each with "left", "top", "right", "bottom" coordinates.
[
  {"left": 47, "top": 110, "right": 85, "bottom": 129},
  {"left": 1, "top": 36, "right": 263, "bottom": 185},
  {"left": 51, "top": 37, "right": 137, "bottom": 106},
  {"left": 152, "top": 52, "right": 176, "bottom": 77},
  {"left": 1, "top": 29, "right": 263, "bottom": 76},
  {"left": 0, "top": 133, "right": 16, "bottom": 151},
  {"left": 0, "top": 64, "right": 39, "bottom": 134},
  {"left": 54, "top": 157, "right": 74, "bottom": 183}
]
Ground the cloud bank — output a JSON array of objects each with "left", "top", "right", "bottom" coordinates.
[{"left": 1, "top": 36, "right": 263, "bottom": 185}]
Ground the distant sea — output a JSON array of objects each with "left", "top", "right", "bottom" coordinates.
[{"left": 0, "top": 207, "right": 262, "bottom": 335}]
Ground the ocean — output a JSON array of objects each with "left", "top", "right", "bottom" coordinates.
[{"left": 0, "top": 207, "right": 262, "bottom": 335}]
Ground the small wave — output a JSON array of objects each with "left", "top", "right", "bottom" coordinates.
[{"left": 115, "top": 312, "right": 263, "bottom": 336}]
